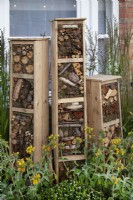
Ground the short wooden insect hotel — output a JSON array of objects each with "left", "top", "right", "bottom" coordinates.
[
  {"left": 86, "top": 75, "right": 123, "bottom": 146},
  {"left": 51, "top": 18, "right": 87, "bottom": 182},
  {"left": 9, "top": 37, "right": 49, "bottom": 162}
]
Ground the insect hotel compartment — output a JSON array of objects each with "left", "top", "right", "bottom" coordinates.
[
  {"left": 86, "top": 75, "right": 123, "bottom": 141},
  {"left": 11, "top": 112, "right": 33, "bottom": 157},
  {"left": 51, "top": 18, "right": 87, "bottom": 182},
  {"left": 12, "top": 44, "right": 34, "bottom": 74},
  {"left": 58, "top": 24, "right": 83, "bottom": 58},
  {"left": 9, "top": 37, "right": 49, "bottom": 162},
  {"left": 58, "top": 102, "right": 84, "bottom": 123},
  {"left": 58, "top": 62, "right": 84, "bottom": 98},
  {"left": 59, "top": 125, "right": 84, "bottom": 156},
  {"left": 102, "top": 82, "right": 120, "bottom": 123},
  {"left": 12, "top": 78, "right": 34, "bottom": 109}
]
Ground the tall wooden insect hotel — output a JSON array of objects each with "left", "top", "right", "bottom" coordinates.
[
  {"left": 51, "top": 18, "right": 87, "bottom": 182},
  {"left": 9, "top": 37, "right": 49, "bottom": 162},
  {"left": 86, "top": 75, "right": 123, "bottom": 146}
]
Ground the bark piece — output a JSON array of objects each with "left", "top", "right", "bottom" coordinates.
[
  {"left": 13, "top": 79, "right": 23, "bottom": 101},
  {"left": 59, "top": 77, "right": 76, "bottom": 87}
]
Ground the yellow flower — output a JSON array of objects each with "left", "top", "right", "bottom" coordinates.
[
  {"left": 18, "top": 167, "right": 25, "bottom": 172},
  {"left": 42, "top": 145, "right": 51, "bottom": 152},
  {"left": 102, "top": 138, "right": 108, "bottom": 144},
  {"left": 115, "top": 148, "right": 119, "bottom": 154},
  {"left": 48, "top": 134, "right": 59, "bottom": 140},
  {"left": 32, "top": 179, "right": 39, "bottom": 185},
  {"left": 120, "top": 149, "right": 125, "bottom": 155},
  {"left": 53, "top": 144, "right": 57, "bottom": 149},
  {"left": 85, "top": 127, "right": 93, "bottom": 134},
  {"left": 35, "top": 173, "right": 41, "bottom": 179},
  {"left": 26, "top": 145, "right": 35, "bottom": 154},
  {"left": 111, "top": 138, "right": 121, "bottom": 145},
  {"left": 31, "top": 173, "right": 41, "bottom": 185},
  {"left": 117, "top": 164, "right": 124, "bottom": 172},
  {"left": 114, "top": 178, "right": 120, "bottom": 185},
  {"left": 96, "top": 149, "right": 101, "bottom": 157},
  {"left": 17, "top": 158, "right": 25, "bottom": 166},
  {"left": 131, "top": 145, "right": 133, "bottom": 149},
  {"left": 17, "top": 158, "right": 26, "bottom": 172},
  {"left": 128, "top": 132, "right": 133, "bottom": 136},
  {"left": 112, "top": 176, "right": 121, "bottom": 184},
  {"left": 88, "top": 135, "right": 92, "bottom": 139},
  {"left": 76, "top": 137, "right": 82, "bottom": 144},
  {"left": 26, "top": 157, "right": 32, "bottom": 161}
]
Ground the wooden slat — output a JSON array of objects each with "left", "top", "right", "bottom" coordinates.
[
  {"left": 58, "top": 58, "right": 83, "bottom": 63},
  {"left": 41, "top": 40, "right": 49, "bottom": 146},
  {"left": 12, "top": 107, "right": 34, "bottom": 114},
  {"left": 58, "top": 97, "right": 84, "bottom": 104},
  {"left": 103, "top": 119, "right": 120, "bottom": 127},
  {"left": 51, "top": 20, "right": 59, "bottom": 180},
  {"left": 58, "top": 123, "right": 82, "bottom": 128},
  {"left": 12, "top": 73, "right": 34, "bottom": 79},
  {"left": 59, "top": 155, "right": 85, "bottom": 162},
  {"left": 117, "top": 81, "right": 123, "bottom": 137},
  {"left": 8, "top": 37, "right": 50, "bottom": 41},
  {"left": 9, "top": 42, "right": 13, "bottom": 154},
  {"left": 53, "top": 18, "right": 86, "bottom": 21},
  {"left": 82, "top": 20, "right": 87, "bottom": 143},
  {"left": 86, "top": 75, "right": 121, "bottom": 82}
]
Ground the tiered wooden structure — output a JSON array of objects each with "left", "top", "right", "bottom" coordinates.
[
  {"left": 9, "top": 37, "right": 49, "bottom": 162},
  {"left": 51, "top": 18, "right": 87, "bottom": 182},
  {"left": 86, "top": 75, "right": 123, "bottom": 146}
]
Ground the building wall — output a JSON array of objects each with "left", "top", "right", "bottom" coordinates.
[{"left": 119, "top": 0, "right": 133, "bottom": 73}]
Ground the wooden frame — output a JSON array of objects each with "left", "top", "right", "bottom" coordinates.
[
  {"left": 9, "top": 37, "right": 50, "bottom": 162},
  {"left": 51, "top": 18, "right": 87, "bottom": 182},
  {"left": 86, "top": 75, "right": 123, "bottom": 145}
]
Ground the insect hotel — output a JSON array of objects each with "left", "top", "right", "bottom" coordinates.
[
  {"left": 51, "top": 18, "right": 87, "bottom": 181},
  {"left": 86, "top": 75, "right": 123, "bottom": 146},
  {"left": 9, "top": 37, "right": 49, "bottom": 162}
]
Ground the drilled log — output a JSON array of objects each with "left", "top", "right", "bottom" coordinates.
[
  {"left": 21, "top": 56, "right": 29, "bottom": 64},
  {"left": 25, "top": 65, "right": 34, "bottom": 74},
  {"left": 14, "top": 55, "right": 20, "bottom": 63},
  {"left": 13, "top": 63, "right": 22, "bottom": 73}
]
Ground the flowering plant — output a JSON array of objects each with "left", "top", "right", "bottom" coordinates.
[
  {"left": 0, "top": 134, "right": 58, "bottom": 199},
  {"left": 73, "top": 128, "right": 133, "bottom": 199}
]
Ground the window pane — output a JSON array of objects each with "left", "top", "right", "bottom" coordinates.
[
  {"left": 10, "top": 0, "right": 76, "bottom": 37},
  {"left": 98, "top": 0, "right": 106, "bottom": 34}
]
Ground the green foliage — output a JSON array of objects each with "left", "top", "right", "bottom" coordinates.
[
  {"left": 0, "top": 136, "right": 56, "bottom": 200},
  {"left": 0, "top": 29, "right": 9, "bottom": 140},
  {"left": 72, "top": 128, "right": 133, "bottom": 200},
  {"left": 42, "top": 179, "right": 105, "bottom": 200}
]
